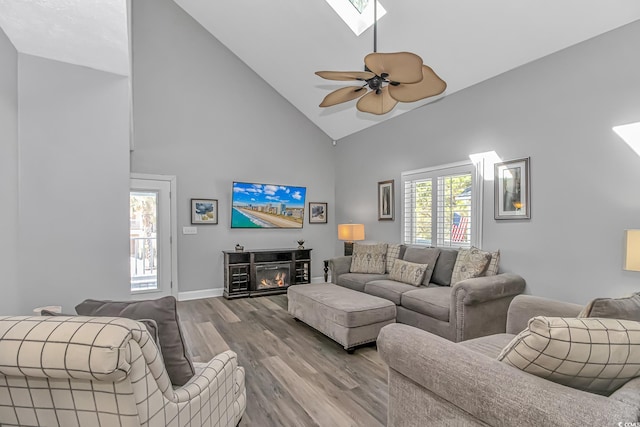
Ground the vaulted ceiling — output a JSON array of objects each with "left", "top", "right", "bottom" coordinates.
[{"left": 1, "top": 1, "right": 640, "bottom": 140}]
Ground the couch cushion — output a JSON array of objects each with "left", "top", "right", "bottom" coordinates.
[
  {"left": 578, "top": 293, "right": 640, "bottom": 322},
  {"left": 400, "top": 287, "right": 452, "bottom": 322},
  {"left": 402, "top": 247, "right": 441, "bottom": 285},
  {"left": 75, "top": 296, "right": 194, "bottom": 386},
  {"left": 451, "top": 247, "right": 491, "bottom": 284},
  {"left": 459, "top": 333, "right": 516, "bottom": 358},
  {"left": 365, "top": 280, "right": 419, "bottom": 305},
  {"left": 431, "top": 248, "right": 458, "bottom": 286},
  {"left": 498, "top": 316, "right": 640, "bottom": 396},
  {"left": 350, "top": 243, "right": 388, "bottom": 274},
  {"left": 388, "top": 259, "right": 428, "bottom": 286},
  {"left": 336, "top": 272, "right": 388, "bottom": 292},
  {"left": 385, "top": 243, "right": 405, "bottom": 273}
]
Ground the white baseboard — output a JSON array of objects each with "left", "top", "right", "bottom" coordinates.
[
  {"left": 311, "top": 276, "right": 327, "bottom": 283},
  {"left": 178, "top": 288, "right": 224, "bottom": 301}
]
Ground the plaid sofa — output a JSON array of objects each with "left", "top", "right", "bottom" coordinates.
[{"left": 0, "top": 316, "right": 246, "bottom": 427}]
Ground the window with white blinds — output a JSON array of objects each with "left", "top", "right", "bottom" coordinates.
[{"left": 402, "top": 161, "right": 482, "bottom": 248}]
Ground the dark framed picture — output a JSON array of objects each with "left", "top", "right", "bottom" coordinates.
[
  {"left": 378, "top": 179, "right": 394, "bottom": 221},
  {"left": 309, "top": 202, "right": 328, "bottom": 224},
  {"left": 494, "top": 157, "right": 530, "bottom": 220},
  {"left": 191, "top": 199, "right": 218, "bottom": 224}
]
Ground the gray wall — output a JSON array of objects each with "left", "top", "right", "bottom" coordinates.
[
  {"left": 130, "top": 0, "right": 334, "bottom": 295},
  {"left": 335, "top": 21, "right": 640, "bottom": 304},
  {"left": 0, "top": 29, "right": 20, "bottom": 314},
  {"left": 17, "top": 54, "right": 131, "bottom": 314}
]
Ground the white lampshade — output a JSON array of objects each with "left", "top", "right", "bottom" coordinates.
[
  {"left": 624, "top": 229, "right": 640, "bottom": 272},
  {"left": 338, "top": 224, "right": 365, "bottom": 242}
]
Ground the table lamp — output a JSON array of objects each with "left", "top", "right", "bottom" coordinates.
[
  {"left": 624, "top": 229, "right": 640, "bottom": 271},
  {"left": 338, "top": 224, "right": 365, "bottom": 256}
]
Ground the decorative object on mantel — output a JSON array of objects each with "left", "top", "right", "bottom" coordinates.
[
  {"left": 297, "top": 239, "right": 305, "bottom": 249},
  {"left": 191, "top": 198, "right": 218, "bottom": 224},
  {"left": 624, "top": 230, "right": 640, "bottom": 271},
  {"left": 378, "top": 179, "right": 394, "bottom": 221},
  {"left": 235, "top": 244, "right": 244, "bottom": 252},
  {"left": 309, "top": 202, "right": 328, "bottom": 224},
  {"left": 494, "top": 157, "right": 531, "bottom": 220},
  {"left": 315, "top": 0, "right": 446, "bottom": 115},
  {"left": 338, "top": 223, "right": 365, "bottom": 255}
]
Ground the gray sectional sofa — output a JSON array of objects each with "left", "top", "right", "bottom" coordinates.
[
  {"left": 328, "top": 245, "right": 526, "bottom": 342},
  {"left": 377, "top": 295, "right": 640, "bottom": 426}
]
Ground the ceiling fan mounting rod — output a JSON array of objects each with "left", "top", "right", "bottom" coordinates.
[{"left": 373, "top": 0, "right": 377, "bottom": 53}]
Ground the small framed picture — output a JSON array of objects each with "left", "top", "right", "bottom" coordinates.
[
  {"left": 191, "top": 199, "right": 218, "bottom": 224},
  {"left": 309, "top": 202, "right": 328, "bottom": 224},
  {"left": 378, "top": 179, "right": 394, "bottom": 221},
  {"left": 494, "top": 157, "right": 530, "bottom": 220}
]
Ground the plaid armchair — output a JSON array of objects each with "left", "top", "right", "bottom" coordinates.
[{"left": 0, "top": 316, "right": 246, "bottom": 427}]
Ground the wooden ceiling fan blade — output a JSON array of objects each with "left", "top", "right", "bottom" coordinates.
[
  {"left": 364, "top": 52, "right": 424, "bottom": 84},
  {"left": 319, "top": 86, "right": 368, "bottom": 107},
  {"left": 388, "top": 65, "right": 447, "bottom": 103},
  {"left": 356, "top": 87, "right": 398, "bottom": 115},
  {"left": 315, "top": 71, "right": 375, "bottom": 81}
]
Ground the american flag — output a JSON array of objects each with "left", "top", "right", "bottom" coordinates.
[{"left": 451, "top": 213, "right": 469, "bottom": 242}]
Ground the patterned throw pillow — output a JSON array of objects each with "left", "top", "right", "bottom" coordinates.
[
  {"left": 481, "top": 248, "right": 500, "bottom": 276},
  {"left": 578, "top": 293, "right": 640, "bottom": 321},
  {"left": 350, "top": 243, "right": 388, "bottom": 274},
  {"left": 389, "top": 259, "right": 428, "bottom": 286},
  {"left": 450, "top": 247, "right": 491, "bottom": 284},
  {"left": 386, "top": 244, "right": 403, "bottom": 273},
  {"left": 498, "top": 316, "right": 640, "bottom": 396}
]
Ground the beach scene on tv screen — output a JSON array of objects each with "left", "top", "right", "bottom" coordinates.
[{"left": 232, "top": 182, "right": 306, "bottom": 228}]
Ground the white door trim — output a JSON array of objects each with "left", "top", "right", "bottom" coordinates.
[{"left": 130, "top": 173, "right": 178, "bottom": 297}]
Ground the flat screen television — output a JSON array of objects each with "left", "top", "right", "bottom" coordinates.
[{"left": 231, "top": 181, "right": 307, "bottom": 229}]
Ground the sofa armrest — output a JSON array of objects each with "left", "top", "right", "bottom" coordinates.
[
  {"left": 506, "top": 294, "right": 583, "bottom": 335},
  {"left": 453, "top": 273, "right": 526, "bottom": 305},
  {"left": 328, "top": 256, "right": 352, "bottom": 283},
  {"left": 378, "top": 323, "right": 635, "bottom": 426},
  {"left": 173, "top": 350, "right": 242, "bottom": 404}
]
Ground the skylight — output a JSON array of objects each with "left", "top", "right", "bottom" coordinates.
[
  {"left": 613, "top": 122, "right": 640, "bottom": 157},
  {"left": 325, "top": 0, "right": 386, "bottom": 36}
]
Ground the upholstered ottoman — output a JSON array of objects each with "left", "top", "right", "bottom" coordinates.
[{"left": 287, "top": 283, "right": 396, "bottom": 352}]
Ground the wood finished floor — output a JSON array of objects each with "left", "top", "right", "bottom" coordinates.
[{"left": 177, "top": 294, "right": 388, "bottom": 427}]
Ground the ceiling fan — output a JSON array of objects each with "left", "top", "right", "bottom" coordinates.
[{"left": 315, "top": 1, "right": 446, "bottom": 115}]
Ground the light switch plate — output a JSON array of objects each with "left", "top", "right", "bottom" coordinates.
[{"left": 182, "top": 226, "right": 198, "bottom": 235}]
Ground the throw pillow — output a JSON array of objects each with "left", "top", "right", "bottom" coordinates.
[
  {"left": 75, "top": 296, "right": 194, "bottom": 386},
  {"left": 402, "top": 247, "right": 441, "bottom": 285},
  {"left": 451, "top": 247, "right": 492, "bottom": 284},
  {"left": 385, "top": 244, "right": 404, "bottom": 273},
  {"left": 350, "top": 243, "right": 388, "bottom": 274},
  {"left": 498, "top": 316, "right": 640, "bottom": 396},
  {"left": 431, "top": 248, "right": 459, "bottom": 286},
  {"left": 389, "top": 259, "right": 428, "bottom": 286},
  {"left": 578, "top": 292, "right": 640, "bottom": 322},
  {"left": 481, "top": 248, "right": 500, "bottom": 276}
]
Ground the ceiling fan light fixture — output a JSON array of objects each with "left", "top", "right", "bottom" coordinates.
[{"left": 316, "top": 3, "right": 446, "bottom": 115}]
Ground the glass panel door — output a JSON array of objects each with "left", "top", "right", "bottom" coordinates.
[{"left": 130, "top": 177, "right": 174, "bottom": 297}]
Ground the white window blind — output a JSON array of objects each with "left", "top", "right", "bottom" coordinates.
[{"left": 402, "top": 161, "right": 482, "bottom": 248}]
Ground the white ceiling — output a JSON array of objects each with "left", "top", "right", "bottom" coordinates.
[{"left": 1, "top": 1, "right": 639, "bottom": 140}]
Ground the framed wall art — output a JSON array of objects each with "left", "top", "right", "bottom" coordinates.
[
  {"left": 309, "top": 202, "right": 328, "bottom": 224},
  {"left": 494, "top": 157, "right": 530, "bottom": 220},
  {"left": 191, "top": 198, "right": 218, "bottom": 224},
  {"left": 378, "top": 179, "right": 394, "bottom": 221}
]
